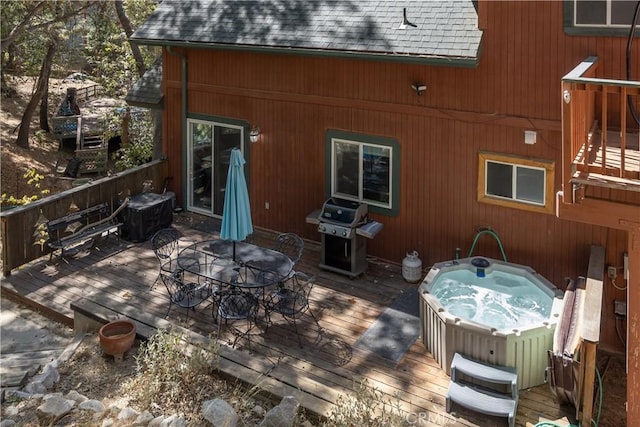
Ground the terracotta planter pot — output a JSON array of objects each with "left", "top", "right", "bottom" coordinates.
[{"left": 98, "top": 319, "right": 136, "bottom": 363}]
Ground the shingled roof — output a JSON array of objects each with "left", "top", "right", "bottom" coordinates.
[
  {"left": 124, "top": 57, "right": 162, "bottom": 108},
  {"left": 131, "top": 0, "right": 483, "bottom": 66}
]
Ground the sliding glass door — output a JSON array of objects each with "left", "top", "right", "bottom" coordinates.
[{"left": 187, "top": 119, "right": 243, "bottom": 216}]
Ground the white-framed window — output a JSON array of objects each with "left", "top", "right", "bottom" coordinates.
[
  {"left": 478, "top": 152, "right": 555, "bottom": 214},
  {"left": 566, "top": 0, "right": 640, "bottom": 35},
  {"left": 329, "top": 134, "right": 394, "bottom": 210},
  {"left": 574, "top": 0, "right": 638, "bottom": 27}
]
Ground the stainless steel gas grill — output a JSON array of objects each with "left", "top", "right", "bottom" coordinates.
[{"left": 306, "top": 197, "right": 383, "bottom": 277}]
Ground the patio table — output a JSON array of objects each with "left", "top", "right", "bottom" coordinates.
[
  {"left": 178, "top": 240, "right": 295, "bottom": 336},
  {"left": 177, "top": 239, "right": 294, "bottom": 290}
]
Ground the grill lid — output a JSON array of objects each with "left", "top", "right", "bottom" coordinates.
[{"left": 319, "top": 197, "right": 368, "bottom": 227}]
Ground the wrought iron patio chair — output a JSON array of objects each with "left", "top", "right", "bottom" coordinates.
[
  {"left": 272, "top": 232, "right": 304, "bottom": 288},
  {"left": 159, "top": 270, "right": 212, "bottom": 321},
  {"left": 273, "top": 233, "right": 304, "bottom": 266},
  {"left": 263, "top": 271, "right": 321, "bottom": 348},
  {"left": 150, "top": 227, "right": 197, "bottom": 289},
  {"left": 215, "top": 288, "right": 259, "bottom": 348}
]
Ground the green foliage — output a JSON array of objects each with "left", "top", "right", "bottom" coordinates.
[
  {"left": 1, "top": 1, "right": 88, "bottom": 76},
  {"left": 0, "top": 169, "right": 50, "bottom": 206},
  {"left": 83, "top": 0, "right": 159, "bottom": 97},
  {"left": 123, "top": 0, "right": 159, "bottom": 27},
  {"left": 1, "top": 169, "right": 51, "bottom": 249},
  {"left": 32, "top": 210, "right": 49, "bottom": 250},
  {"left": 2, "top": 0, "right": 158, "bottom": 95},
  {"left": 323, "top": 379, "right": 408, "bottom": 427},
  {"left": 110, "top": 108, "right": 154, "bottom": 171}
]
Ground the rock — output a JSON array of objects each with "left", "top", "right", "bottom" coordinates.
[
  {"left": 79, "top": 399, "right": 106, "bottom": 413},
  {"left": 29, "top": 362, "right": 60, "bottom": 391},
  {"left": 36, "top": 395, "right": 75, "bottom": 424},
  {"left": 160, "top": 414, "right": 187, "bottom": 427},
  {"left": 134, "top": 410, "right": 155, "bottom": 425},
  {"left": 108, "top": 403, "right": 122, "bottom": 416},
  {"left": 259, "top": 396, "right": 299, "bottom": 427},
  {"left": 101, "top": 418, "right": 115, "bottom": 427},
  {"left": 65, "top": 390, "right": 88, "bottom": 403},
  {"left": 149, "top": 415, "right": 166, "bottom": 426},
  {"left": 44, "top": 392, "right": 64, "bottom": 398},
  {"left": 252, "top": 404, "right": 265, "bottom": 417},
  {"left": 118, "top": 406, "right": 140, "bottom": 421},
  {"left": 202, "top": 398, "right": 239, "bottom": 426},
  {"left": 4, "top": 406, "right": 20, "bottom": 417},
  {"left": 0, "top": 420, "right": 17, "bottom": 427},
  {"left": 24, "top": 381, "right": 47, "bottom": 394}
]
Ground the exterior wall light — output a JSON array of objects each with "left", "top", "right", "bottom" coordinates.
[
  {"left": 249, "top": 126, "right": 261, "bottom": 143},
  {"left": 563, "top": 90, "right": 571, "bottom": 104},
  {"left": 412, "top": 83, "right": 427, "bottom": 96}
]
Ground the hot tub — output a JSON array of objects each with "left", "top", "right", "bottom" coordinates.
[{"left": 419, "top": 257, "right": 563, "bottom": 390}]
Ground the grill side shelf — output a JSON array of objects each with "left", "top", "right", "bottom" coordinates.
[
  {"left": 355, "top": 221, "right": 383, "bottom": 239},
  {"left": 305, "top": 209, "right": 321, "bottom": 225}
]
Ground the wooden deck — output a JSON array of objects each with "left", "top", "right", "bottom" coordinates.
[
  {"left": 0, "top": 213, "right": 577, "bottom": 426},
  {"left": 572, "top": 129, "right": 640, "bottom": 191}
]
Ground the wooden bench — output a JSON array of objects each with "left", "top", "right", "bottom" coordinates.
[{"left": 46, "top": 198, "right": 129, "bottom": 260}]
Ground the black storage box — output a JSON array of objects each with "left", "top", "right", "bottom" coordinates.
[{"left": 120, "top": 192, "right": 174, "bottom": 242}]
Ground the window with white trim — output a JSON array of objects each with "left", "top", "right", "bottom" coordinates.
[
  {"left": 565, "top": 0, "right": 640, "bottom": 35},
  {"left": 331, "top": 137, "right": 393, "bottom": 209},
  {"left": 575, "top": 0, "right": 639, "bottom": 27},
  {"left": 478, "top": 152, "right": 555, "bottom": 214}
]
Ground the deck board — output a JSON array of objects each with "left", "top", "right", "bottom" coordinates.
[
  {"left": 573, "top": 129, "right": 640, "bottom": 190},
  {"left": 0, "top": 214, "right": 578, "bottom": 426}
]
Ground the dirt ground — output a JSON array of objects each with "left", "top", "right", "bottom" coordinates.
[
  {"left": 1, "top": 74, "right": 102, "bottom": 202},
  {"left": 592, "top": 351, "right": 628, "bottom": 427}
]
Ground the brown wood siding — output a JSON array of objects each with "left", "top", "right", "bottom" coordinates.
[{"left": 160, "top": 1, "right": 638, "bottom": 352}]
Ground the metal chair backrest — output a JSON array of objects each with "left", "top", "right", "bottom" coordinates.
[
  {"left": 263, "top": 271, "right": 320, "bottom": 348},
  {"left": 271, "top": 271, "right": 314, "bottom": 316},
  {"left": 159, "top": 270, "right": 210, "bottom": 310},
  {"left": 218, "top": 289, "right": 258, "bottom": 321},
  {"left": 151, "top": 227, "right": 181, "bottom": 268},
  {"left": 273, "top": 233, "right": 304, "bottom": 265}
]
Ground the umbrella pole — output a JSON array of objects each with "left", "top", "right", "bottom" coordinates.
[{"left": 233, "top": 241, "right": 236, "bottom": 261}]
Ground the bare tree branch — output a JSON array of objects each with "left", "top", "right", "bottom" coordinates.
[
  {"left": 1, "top": 1, "right": 96, "bottom": 52},
  {"left": 114, "top": 0, "right": 146, "bottom": 78},
  {"left": 0, "top": 1, "right": 47, "bottom": 52}
]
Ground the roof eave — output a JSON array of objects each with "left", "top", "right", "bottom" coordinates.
[
  {"left": 130, "top": 38, "right": 480, "bottom": 68},
  {"left": 124, "top": 98, "right": 164, "bottom": 110}
]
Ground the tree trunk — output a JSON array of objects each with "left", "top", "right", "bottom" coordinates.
[
  {"left": 152, "top": 109, "right": 163, "bottom": 160},
  {"left": 15, "top": 43, "right": 56, "bottom": 148},
  {"left": 39, "top": 61, "right": 53, "bottom": 132},
  {"left": 114, "top": 0, "right": 146, "bottom": 78},
  {"left": 120, "top": 107, "right": 130, "bottom": 148}
]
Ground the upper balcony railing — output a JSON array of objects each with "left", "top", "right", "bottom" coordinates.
[{"left": 561, "top": 56, "right": 640, "bottom": 205}]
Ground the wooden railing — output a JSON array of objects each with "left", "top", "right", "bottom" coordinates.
[
  {"left": 0, "top": 160, "right": 169, "bottom": 276},
  {"left": 51, "top": 84, "right": 105, "bottom": 140},
  {"left": 73, "top": 84, "right": 105, "bottom": 102},
  {"left": 561, "top": 56, "right": 640, "bottom": 203}
]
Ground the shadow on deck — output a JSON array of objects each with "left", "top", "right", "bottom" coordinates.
[{"left": 1, "top": 213, "right": 577, "bottom": 426}]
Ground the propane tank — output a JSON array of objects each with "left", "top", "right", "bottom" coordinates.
[{"left": 402, "top": 251, "right": 423, "bottom": 283}]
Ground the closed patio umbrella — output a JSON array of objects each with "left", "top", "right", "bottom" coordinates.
[{"left": 220, "top": 148, "right": 253, "bottom": 260}]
